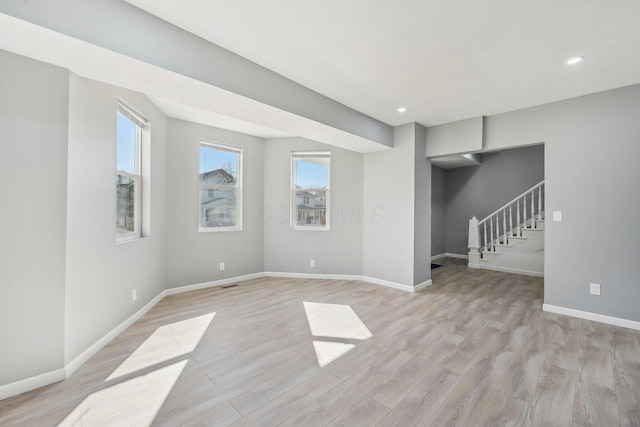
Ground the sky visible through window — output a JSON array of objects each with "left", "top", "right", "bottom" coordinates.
[
  {"left": 199, "top": 145, "right": 238, "bottom": 179},
  {"left": 296, "top": 160, "right": 327, "bottom": 189},
  {"left": 116, "top": 112, "right": 136, "bottom": 174}
]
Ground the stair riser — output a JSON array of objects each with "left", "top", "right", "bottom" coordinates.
[
  {"left": 503, "top": 237, "right": 526, "bottom": 247},
  {"left": 521, "top": 228, "right": 543, "bottom": 239},
  {"left": 481, "top": 251, "right": 500, "bottom": 260}
]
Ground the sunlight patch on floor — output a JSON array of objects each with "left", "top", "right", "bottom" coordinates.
[
  {"left": 312, "top": 340, "right": 356, "bottom": 368},
  {"left": 58, "top": 360, "right": 188, "bottom": 427},
  {"left": 303, "top": 302, "right": 372, "bottom": 367},
  {"left": 303, "top": 302, "right": 372, "bottom": 340},
  {"left": 107, "top": 312, "right": 215, "bottom": 381}
]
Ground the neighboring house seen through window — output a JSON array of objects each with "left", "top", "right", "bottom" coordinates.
[
  {"left": 199, "top": 142, "right": 242, "bottom": 231},
  {"left": 116, "top": 102, "right": 147, "bottom": 242},
  {"left": 292, "top": 151, "right": 330, "bottom": 230}
]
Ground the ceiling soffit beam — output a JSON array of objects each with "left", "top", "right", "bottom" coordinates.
[
  {"left": 426, "top": 116, "right": 484, "bottom": 158},
  {"left": 0, "top": 0, "right": 392, "bottom": 150}
]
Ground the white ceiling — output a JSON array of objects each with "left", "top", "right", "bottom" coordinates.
[
  {"left": 431, "top": 153, "right": 483, "bottom": 170},
  {"left": 125, "top": 0, "right": 640, "bottom": 128},
  {"left": 149, "top": 97, "right": 290, "bottom": 139}
]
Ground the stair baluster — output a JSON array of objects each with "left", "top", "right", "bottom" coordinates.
[
  {"left": 490, "top": 216, "right": 494, "bottom": 252},
  {"left": 509, "top": 206, "right": 514, "bottom": 237},
  {"left": 468, "top": 181, "right": 545, "bottom": 272},
  {"left": 523, "top": 195, "right": 527, "bottom": 230},
  {"left": 503, "top": 209, "right": 507, "bottom": 245},
  {"left": 483, "top": 222, "right": 488, "bottom": 252},
  {"left": 517, "top": 199, "right": 521, "bottom": 237},
  {"left": 538, "top": 186, "right": 543, "bottom": 221},
  {"left": 531, "top": 190, "right": 535, "bottom": 228}
]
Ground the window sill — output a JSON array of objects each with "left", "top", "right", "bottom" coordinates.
[
  {"left": 199, "top": 226, "right": 243, "bottom": 233},
  {"left": 292, "top": 226, "right": 330, "bottom": 231},
  {"left": 116, "top": 234, "right": 144, "bottom": 244}
]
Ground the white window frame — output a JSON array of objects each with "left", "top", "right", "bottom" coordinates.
[
  {"left": 199, "top": 141, "right": 243, "bottom": 232},
  {"left": 291, "top": 150, "right": 330, "bottom": 231},
  {"left": 116, "top": 101, "right": 147, "bottom": 243}
]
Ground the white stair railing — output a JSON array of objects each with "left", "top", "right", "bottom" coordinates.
[{"left": 468, "top": 181, "right": 544, "bottom": 268}]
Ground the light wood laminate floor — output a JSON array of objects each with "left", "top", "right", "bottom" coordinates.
[{"left": 1, "top": 258, "right": 639, "bottom": 426}]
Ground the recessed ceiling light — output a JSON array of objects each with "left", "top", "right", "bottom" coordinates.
[
  {"left": 566, "top": 56, "right": 584, "bottom": 65},
  {"left": 397, "top": 107, "right": 406, "bottom": 113}
]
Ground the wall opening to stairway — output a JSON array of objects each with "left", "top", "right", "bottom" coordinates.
[{"left": 431, "top": 144, "right": 545, "bottom": 272}]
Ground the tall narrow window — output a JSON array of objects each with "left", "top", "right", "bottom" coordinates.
[
  {"left": 292, "top": 151, "right": 330, "bottom": 230},
  {"left": 199, "top": 142, "right": 242, "bottom": 232},
  {"left": 116, "top": 102, "right": 146, "bottom": 242}
]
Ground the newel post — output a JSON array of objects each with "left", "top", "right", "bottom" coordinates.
[{"left": 468, "top": 216, "right": 481, "bottom": 268}]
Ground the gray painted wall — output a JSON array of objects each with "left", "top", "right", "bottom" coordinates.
[
  {"left": 0, "top": 51, "right": 68, "bottom": 386},
  {"left": 443, "top": 145, "right": 545, "bottom": 255},
  {"left": 263, "top": 138, "right": 363, "bottom": 275},
  {"left": 65, "top": 73, "right": 168, "bottom": 363},
  {"left": 431, "top": 166, "right": 446, "bottom": 256},
  {"left": 414, "top": 124, "right": 431, "bottom": 285},
  {"left": 0, "top": 0, "right": 392, "bottom": 147},
  {"left": 363, "top": 124, "right": 418, "bottom": 286},
  {"left": 434, "top": 84, "right": 640, "bottom": 322},
  {"left": 165, "top": 119, "right": 265, "bottom": 287},
  {"left": 426, "top": 116, "right": 483, "bottom": 157}
]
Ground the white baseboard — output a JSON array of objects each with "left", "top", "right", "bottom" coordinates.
[
  {"left": 65, "top": 273, "right": 265, "bottom": 379},
  {"left": 164, "top": 272, "right": 265, "bottom": 296},
  {"left": 265, "top": 272, "right": 431, "bottom": 293},
  {"left": 431, "top": 252, "right": 469, "bottom": 260},
  {"left": 414, "top": 279, "right": 433, "bottom": 292},
  {"left": 480, "top": 264, "right": 544, "bottom": 277},
  {"left": 0, "top": 368, "right": 66, "bottom": 401},
  {"left": 431, "top": 252, "right": 468, "bottom": 261},
  {"left": 264, "top": 272, "right": 361, "bottom": 281},
  {"left": 543, "top": 304, "right": 640, "bottom": 331},
  {"left": 361, "top": 276, "right": 415, "bottom": 292},
  {"left": 65, "top": 288, "right": 168, "bottom": 378},
  {"left": 2, "top": 270, "right": 430, "bottom": 400}
]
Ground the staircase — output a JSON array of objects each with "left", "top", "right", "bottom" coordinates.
[{"left": 467, "top": 181, "right": 544, "bottom": 277}]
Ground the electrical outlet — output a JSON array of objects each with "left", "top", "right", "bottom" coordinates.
[
  {"left": 220, "top": 262, "right": 225, "bottom": 271},
  {"left": 590, "top": 283, "right": 601, "bottom": 296},
  {"left": 552, "top": 211, "right": 563, "bottom": 222},
  {"left": 310, "top": 260, "right": 316, "bottom": 268},
  {"left": 132, "top": 289, "right": 137, "bottom": 302}
]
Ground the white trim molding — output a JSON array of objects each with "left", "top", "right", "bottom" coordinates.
[
  {"left": 264, "top": 272, "right": 361, "bottom": 282},
  {"left": 413, "top": 279, "right": 433, "bottom": 292},
  {"left": 66, "top": 273, "right": 264, "bottom": 378},
  {"left": 361, "top": 276, "right": 416, "bottom": 293},
  {"left": 164, "top": 272, "right": 265, "bottom": 296},
  {"left": 431, "top": 253, "right": 468, "bottom": 261},
  {"left": 1, "top": 270, "right": 433, "bottom": 400},
  {"left": 65, "top": 290, "right": 167, "bottom": 378},
  {"left": 543, "top": 304, "right": 640, "bottom": 331},
  {"left": 265, "top": 272, "right": 431, "bottom": 293},
  {"left": 480, "top": 265, "right": 544, "bottom": 278},
  {"left": 0, "top": 368, "right": 66, "bottom": 401}
]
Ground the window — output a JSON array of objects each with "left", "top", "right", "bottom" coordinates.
[
  {"left": 199, "top": 142, "right": 242, "bottom": 231},
  {"left": 116, "top": 102, "right": 147, "bottom": 242},
  {"left": 292, "top": 151, "right": 330, "bottom": 230}
]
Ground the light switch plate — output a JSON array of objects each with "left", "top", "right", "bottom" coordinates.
[{"left": 552, "top": 211, "right": 563, "bottom": 222}]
